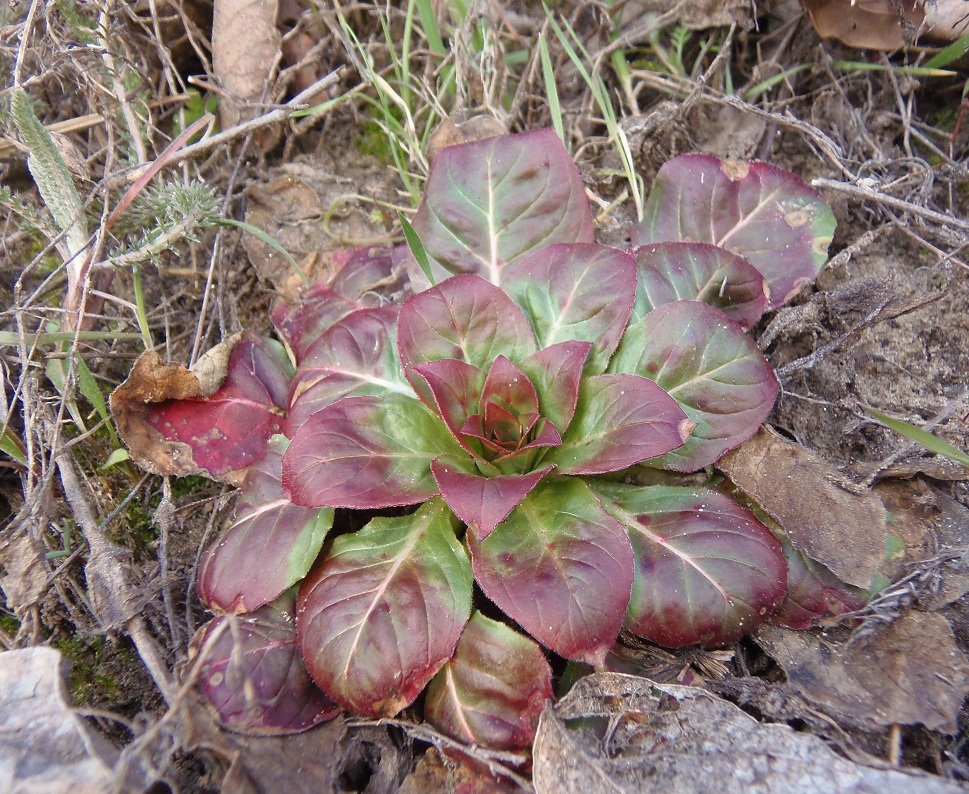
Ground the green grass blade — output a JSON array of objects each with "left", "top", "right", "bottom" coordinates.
[
  {"left": 867, "top": 408, "right": 969, "bottom": 469},
  {"left": 924, "top": 32, "right": 969, "bottom": 69},
  {"left": 398, "top": 211, "right": 434, "bottom": 285},
  {"left": 415, "top": 0, "right": 446, "bottom": 56},
  {"left": 0, "top": 427, "right": 27, "bottom": 467},
  {"left": 539, "top": 34, "right": 566, "bottom": 147},
  {"left": 0, "top": 331, "right": 145, "bottom": 346},
  {"left": 831, "top": 61, "right": 955, "bottom": 78}
]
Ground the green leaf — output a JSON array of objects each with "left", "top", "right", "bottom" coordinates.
[
  {"left": 410, "top": 129, "right": 594, "bottom": 286},
  {"left": 591, "top": 482, "right": 788, "bottom": 647},
  {"left": 425, "top": 611, "right": 552, "bottom": 750},
  {"left": 298, "top": 498, "right": 473, "bottom": 716}
]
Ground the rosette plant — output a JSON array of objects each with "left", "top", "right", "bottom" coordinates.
[{"left": 115, "top": 128, "right": 846, "bottom": 749}]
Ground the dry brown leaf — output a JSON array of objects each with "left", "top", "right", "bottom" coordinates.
[
  {"left": 109, "top": 334, "right": 241, "bottom": 483},
  {"left": 533, "top": 672, "right": 968, "bottom": 793},
  {"left": 0, "top": 647, "right": 118, "bottom": 793},
  {"left": 212, "top": 0, "right": 281, "bottom": 130},
  {"left": 873, "top": 478, "right": 969, "bottom": 602},
  {"left": 757, "top": 612, "right": 969, "bottom": 733},
  {"left": 719, "top": 426, "right": 889, "bottom": 588},
  {"left": 242, "top": 158, "right": 396, "bottom": 295},
  {"left": 806, "top": 0, "right": 926, "bottom": 50},
  {"left": 426, "top": 115, "right": 507, "bottom": 166},
  {"left": 0, "top": 517, "right": 48, "bottom": 618}
]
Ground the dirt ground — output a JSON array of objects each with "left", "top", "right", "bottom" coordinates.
[{"left": 3, "top": 1, "right": 969, "bottom": 792}]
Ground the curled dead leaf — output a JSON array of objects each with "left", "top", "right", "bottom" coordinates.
[
  {"left": 109, "top": 349, "right": 206, "bottom": 479},
  {"left": 110, "top": 332, "right": 287, "bottom": 485}
]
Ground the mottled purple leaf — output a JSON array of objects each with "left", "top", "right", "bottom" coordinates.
[
  {"left": 634, "top": 242, "right": 769, "bottom": 329},
  {"left": 548, "top": 374, "right": 693, "bottom": 475},
  {"left": 297, "top": 498, "right": 472, "bottom": 717},
  {"left": 286, "top": 306, "right": 413, "bottom": 435},
  {"left": 591, "top": 482, "right": 787, "bottom": 648},
  {"left": 467, "top": 477, "right": 633, "bottom": 666},
  {"left": 431, "top": 458, "right": 554, "bottom": 539},
  {"left": 770, "top": 535, "right": 868, "bottom": 629},
  {"left": 397, "top": 276, "right": 537, "bottom": 393},
  {"left": 503, "top": 243, "right": 636, "bottom": 373},
  {"left": 144, "top": 334, "right": 291, "bottom": 479},
  {"left": 191, "top": 591, "right": 340, "bottom": 734},
  {"left": 611, "top": 301, "right": 779, "bottom": 471},
  {"left": 633, "top": 154, "right": 835, "bottom": 308},
  {"left": 410, "top": 129, "right": 594, "bottom": 286},
  {"left": 199, "top": 436, "right": 333, "bottom": 614},
  {"left": 282, "top": 395, "right": 463, "bottom": 508},
  {"left": 517, "top": 341, "right": 591, "bottom": 434},
  {"left": 425, "top": 611, "right": 553, "bottom": 750}
]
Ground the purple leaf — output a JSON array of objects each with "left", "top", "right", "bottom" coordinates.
[
  {"left": 410, "top": 128, "right": 594, "bottom": 286},
  {"left": 411, "top": 359, "right": 486, "bottom": 452},
  {"left": 548, "top": 374, "right": 693, "bottom": 475},
  {"left": 272, "top": 245, "right": 405, "bottom": 363},
  {"left": 327, "top": 243, "right": 404, "bottom": 302},
  {"left": 517, "top": 341, "right": 591, "bottom": 434},
  {"left": 611, "top": 301, "right": 779, "bottom": 471},
  {"left": 297, "top": 498, "right": 472, "bottom": 717},
  {"left": 467, "top": 477, "right": 633, "bottom": 666},
  {"left": 591, "top": 482, "right": 788, "bottom": 648},
  {"left": 397, "top": 276, "right": 537, "bottom": 392},
  {"left": 479, "top": 355, "right": 540, "bottom": 418},
  {"left": 425, "top": 611, "right": 553, "bottom": 750},
  {"left": 286, "top": 306, "right": 413, "bottom": 435},
  {"left": 770, "top": 535, "right": 868, "bottom": 629},
  {"left": 634, "top": 242, "right": 769, "bottom": 329},
  {"left": 199, "top": 436, "right": 333, "bottom": 614},
  {"left": 191, "top": 591, "right": 340, "bottom": 734},
  {"left": 144, "top": 334, "right": 291, "bottom": 480},
  {"left": 282, "top": 395, "right": 463, "bottom": 508},
  {"left": 503, "top": 243, "right": 636, "bottom": 373},
  {"left": 272, "top": 283, "right": 359, "bottom": 364},
  {"left": 431, "top": 458, "right": 554, "bottom": 539},
  {"left": 633, "top": 154, "right": 835, "bottom": 308}
]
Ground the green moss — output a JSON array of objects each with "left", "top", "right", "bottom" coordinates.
[
  {"left": 111, "top": 499, "right": 157, "bottom": 551},
  {"left": 109, "top": 474, "right": 213, "bottom": 550},
  {"left": 354, "top": 120, "right": 395, "bottom": 163},
  {"left": 0, "top": 612, "right": 20, "bottom": 637},
  {"left": 54, "top": 635, "right": 127, "bottom": 706}
]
